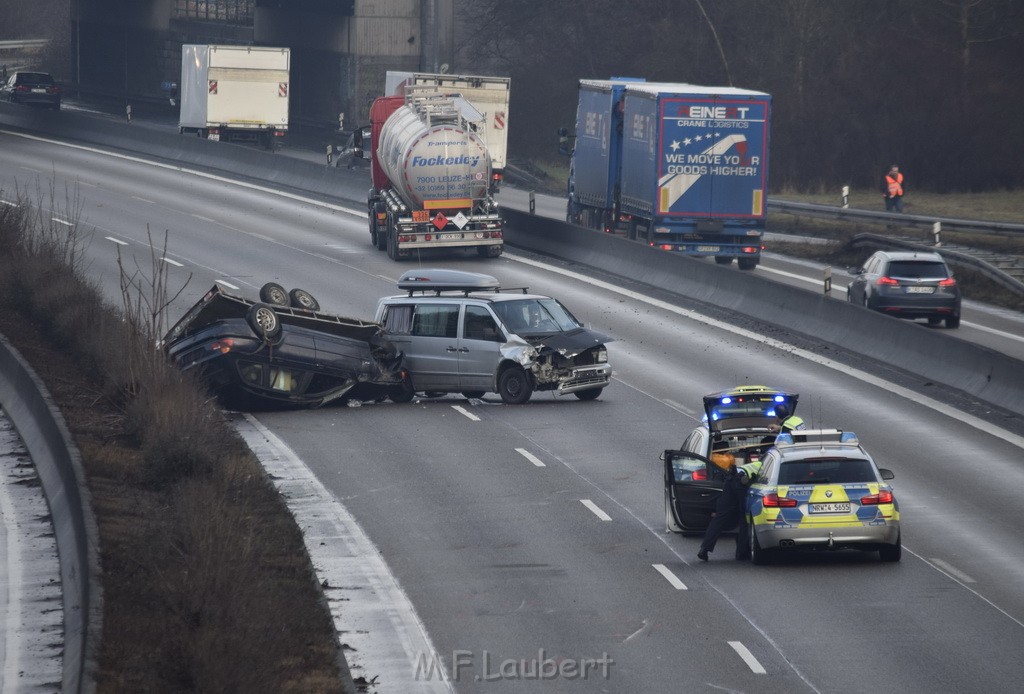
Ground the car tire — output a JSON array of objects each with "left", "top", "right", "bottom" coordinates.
[
  {"left": 927, "top": 317, "right": 942, "bottom": 326},
  {"left": 461, "top": 391, "right": 486, "bottom": 399},
  {"left": 498, "top": 367, "right": 533, "bottom": 405},
  {"left": 246, "top": 303, "right": 281, "bottom": 340},
  {"left": 573, "top": 387, "right": 603, "bottom": 401},
  {"left": 715, "top": 256, "right": 733, "bottom": 266},
  {"left": 389, "top": 376, "right": 416, "bottom": 403},
  {"left": 259, "top": 282, "right": 290, "bottom": 307},
  {"left": 749, "top": 517, "right": 774, "bottom": 565},
  {"left": 289, "top": 288, "right": 320, "bottom": 312},
  {"left": 879, "top": 533, "right": 902, "bottom": 562},
  {"left": 945, "top": 315, "right": 961, "bottom": 329}
]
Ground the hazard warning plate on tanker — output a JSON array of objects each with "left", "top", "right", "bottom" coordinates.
[
  {"left": 453, "top": 212, "right": 469, "bottom": 229},
  {"left": 412, "top": 210, "right": 429, "bottom": 222}
]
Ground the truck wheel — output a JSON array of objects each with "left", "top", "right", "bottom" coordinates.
[
  {"left": 477, "top": 245, "right": 502, "bottom": 258},
  {"left": 259, "top": 282, "right": 290, "bottom": 307},
  {"left": 627, "top": 219, "right": 638, "bottom": 240},
  {"left": 498, "top": 367, "right": 533, "bottom": 404},
  {"left": 246, "top": 303, "right": 281, "bottom": 340},
  {"left": 386, "top": 229, "right": 398, "bottom": 260},
  {"left": 715, "top": 256, "right": 733, "bottom": 266},
  {"left": 737, "top": 257, "right": 758, "bottom": 271},
  {"left": 289, "top": 288, "right": 320, "bottom": 311}
]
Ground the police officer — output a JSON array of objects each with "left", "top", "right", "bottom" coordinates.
[
  {"left": 698, "top": 445, "right": 762, "bottom": 562},
  {"left": 771, "top": 403, "right": 805, "bottom": 440}
]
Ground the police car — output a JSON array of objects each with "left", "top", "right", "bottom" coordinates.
[
  {"left": 746, "top": 429, "right": 901, "bottom": 564},
  {"left": 664, "top": 386, "right": 798, "bottom": 535}
]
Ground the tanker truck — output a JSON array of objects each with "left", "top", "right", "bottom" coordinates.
[{"left": 364, "top": 93, "right": 504, "bottom": 260}]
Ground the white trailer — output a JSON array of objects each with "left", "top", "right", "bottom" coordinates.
[
  {"left": 387, "top": 71, "right": 510, "bottom": 190},
  {"left": 179, "top": 45, "right": 290, "bottom": 150}
]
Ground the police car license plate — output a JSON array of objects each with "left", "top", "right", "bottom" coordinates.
[
  {"left": 697, "top": 245, "right": 720, "bottom": 252},
  {"left": 905, "top": 286, "right": 934, "bottom": 294},
  {"left": 438, "top": 233, "right": 462, "bottom": 240},
  {"left": 810, "top": 502, "right": 851, "bottom": 513}
]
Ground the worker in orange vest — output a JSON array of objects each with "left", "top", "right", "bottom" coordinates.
[{"left": 881, "top": 164, "right": 904, "bottom": 213}]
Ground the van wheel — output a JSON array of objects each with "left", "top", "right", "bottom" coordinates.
[
  {"left": 461, "top": 391, "right": 486, "bottom": 399},
  {"left": 498, "top": 367, "right": 533, "bottom": 404},
  {"left": 289, "top": 288, "right": 320, "bottom": 311},
  {"left": 259, "top": 282, "right": 290, "bottom": 307},
  {"left": 246, "top": 303, "right": 281, "bottom": 340},
  {"left": 573, "top": 387, "right": 603, "bottom": 401}
]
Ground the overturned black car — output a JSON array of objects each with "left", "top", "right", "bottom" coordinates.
[{"left": 163, "top": 283, "right": 404, "bottom": 409}]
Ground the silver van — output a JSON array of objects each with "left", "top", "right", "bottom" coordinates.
[{"left": 375, "top": 269, "right": 613, "bottom": 404}]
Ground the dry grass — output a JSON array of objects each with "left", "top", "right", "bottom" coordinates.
[{"left": 0, "top": 192, "right": 349, "bottom": 693}]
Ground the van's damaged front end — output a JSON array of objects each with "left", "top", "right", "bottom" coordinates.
[{"left": 501, "top": 329, "right": 613, "bottom": 395}]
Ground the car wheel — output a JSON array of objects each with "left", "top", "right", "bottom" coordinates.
[
  {"left": 945, "top": 315, "right": 961, "bottom": 329},
  {"left": 289, "top": 288, "right": 320, "bottom": 311},
  {"left": 246, "top": 303, "right": 281, "bottom": 340},
  {"left": 879, "top": 533, "right": 902, "bottom": 562},
  {"left": 259, "top": 282, "right": 290, "bottom": 307},
  {"left": 498, "top": 367, "right": 533, "bottom": 404},
  {"left": 715, "top": 256, "right": 733, "bottom": 266},
  {"left": 749, "top": 517, "right": 773, "bottom": 565},
  {"left": 928, "top": 317, "right": 942, "bottom": 325},
  {"left": 461, "top": 391, "right": 486, "bottom": 399},
  {"left": 573, "top": 387, "right": 603, "bottom": 401}
]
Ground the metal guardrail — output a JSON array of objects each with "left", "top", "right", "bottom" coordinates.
[
  {"left": 0, "top": 39, "right": 48, "bottom": 52},
  {"left": 768, "top": 199, "right": 1024, "bottom": 236}
]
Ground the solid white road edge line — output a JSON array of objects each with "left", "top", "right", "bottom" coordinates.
[
  {"left": 652, "top": 564, "right": 688, "bottom": 590},
  {"left": 580, "top": 499, "right": 612, "bottom": 521},
  {"left": 235, "top": 414, "right": 454, "bottom": 694},
  {"left": 728, "top": 641, "right": 767, "bottom": 674},
  {"left": 505, "top": 254, "right": 1024, "bottom": 452},
  {"left": 515, "top": 448, "right": 546, "bottom": 467}
]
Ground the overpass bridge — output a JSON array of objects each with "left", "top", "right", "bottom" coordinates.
[{"left": 71, "top": 0, "right": 454, "bottom": 127}]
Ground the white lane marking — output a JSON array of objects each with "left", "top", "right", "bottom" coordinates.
[
  {"left": 451, "top": 405, "right": 480, "bottom": 421},
  {"left": 51, "top": 217, "right": 73, "bottom": 226},
  {"left": 929, "top": 558, "right": 976, "bottom": 584},
  {"left": 962, "top": 318, "right": 1024, "bottom": 343},
  {"left": 623, "top": 619, "right": 651, "bottom": 642},
  {"left": 662, "top": 399, "right": 696, "bottom": 417},
  {"left": 515, "top": 448, "right": 546, "bottom": 467},
  {"left": 161, "top": 257, "right": 184, "bottom": 267},
  {"left": 131, "top": 195, "right": 154, "bottom": 204},
  {"left": 191, "top": 213, "right": 216, "bottom": 223},
  {"left": 214, "top": 279, "right": 240, "bottom": 290},
  {"left": 905, "top": 547, "right": 1024, "bottom": 628},
  {"left": 104, "top": 236, "right": 128, "bottom": 246},
  {"left": 1, "top": 129, "right": 366, "bottom": 218},
  {"left": 580, "top": 499, "right": 612, "bottom": 521},
  {"left": 0, "top": 200, "right": 17, "bottom": 207},
  {"left": 729, "top": 641, "right": 767, "bottom": 674},
  {"left": 507, "top": 254, "right": 1024, "bottom": 452},
  {"left": 758, "top": 264, "right": 824, "bottom": 286},
  {"left": 652, "top": 563, "right": 688, "bottom": 590}
]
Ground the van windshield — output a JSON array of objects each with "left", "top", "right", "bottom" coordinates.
[{"left": 492, "top": 299, "right": 582, "bottom": 334}]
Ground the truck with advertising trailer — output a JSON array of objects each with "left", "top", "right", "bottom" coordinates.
[
  {"left": 363, "top": 92, "right": 504, "bottom": 260},
  {"left": 179, "top": 44, "right": 290, "bottom": 150},
  {"left": 567, "top": 80, "right": 771, "bottom": 270},
  {"left": 386, "top": 71, "right": 511, "bottom": 194}
]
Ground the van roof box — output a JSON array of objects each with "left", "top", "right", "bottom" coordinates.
[{"left": 397, "top": 268, "right": 500, "bottom": 294}]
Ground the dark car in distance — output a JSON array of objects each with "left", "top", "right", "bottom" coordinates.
[
  {"left": 1, "top": 71, "right": 62, "bottom": 109},
  {"left": 163, "top": 283, "right": 403, "bottom": 410},
  {"left": 847, "top": 250, "right": 961, "bottom": 328}
]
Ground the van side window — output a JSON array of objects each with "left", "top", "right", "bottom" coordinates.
[
  {"left": 412, "top": 304, "right": 459, "bottom": 338},
  {"left": 463, "top": 305, "right": 502, "bottom": 342},
  {"left": 381, "top": 305, "right": 413, "bottom": 334}
]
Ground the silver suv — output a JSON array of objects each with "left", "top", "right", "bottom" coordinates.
[{"left": 375, "top": 269, "right": 613, "bottom": 404}]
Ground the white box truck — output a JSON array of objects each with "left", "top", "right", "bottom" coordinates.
[{"left": 179, "top": 45, "right": 290, "bottom": 150}]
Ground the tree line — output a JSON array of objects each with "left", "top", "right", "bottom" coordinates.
[{"left": 456, "top": 0, "right": 1024, "bottom": 192}]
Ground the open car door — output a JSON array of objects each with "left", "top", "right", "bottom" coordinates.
[{"left": 663, "top": 450, "right": 725, "bottom": 535}]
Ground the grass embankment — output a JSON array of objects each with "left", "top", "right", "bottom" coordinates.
[{"left": 0, "top": 195, "right": 347, "bottom": 692}]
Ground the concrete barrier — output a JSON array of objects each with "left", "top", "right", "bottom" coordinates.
[
  {"left": 0, "top": 335, "right": 102, "bottom": 694},
  {"left": 502, "top": 208, "right": 1024, "bottom": 418}
]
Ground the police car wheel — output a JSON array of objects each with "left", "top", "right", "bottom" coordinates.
[{"left": 879, "top": 533, "right": 902, "bottom": 562}]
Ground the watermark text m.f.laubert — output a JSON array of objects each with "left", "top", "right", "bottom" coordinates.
[{"left": 414, "top": 649, "right": 614, "bottom": 682}]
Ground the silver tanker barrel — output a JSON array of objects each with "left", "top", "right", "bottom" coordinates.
[{"left": 377, "top": 96, "right": 492, "bottom": 209}]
